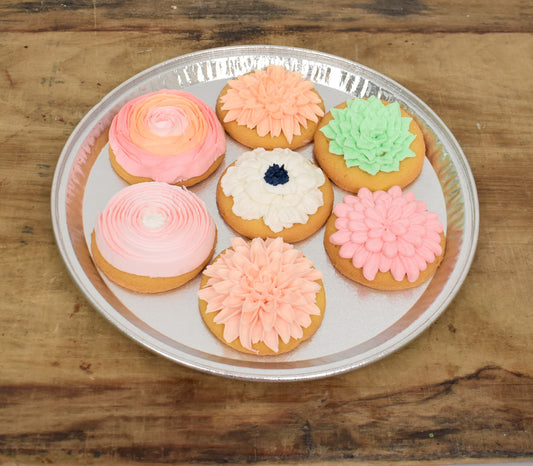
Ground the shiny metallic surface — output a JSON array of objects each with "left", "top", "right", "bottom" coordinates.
[{"left": 51, "top": 45, "right": 479, "bottom": 381}]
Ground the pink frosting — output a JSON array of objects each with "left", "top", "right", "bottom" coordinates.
[
  {"left": 198, "top": 237, "right": 323, "bottom": 353},
  {"left": 94, "top": 182, "right": 216, "bottom": 278},
  {"left": 329, "top": 186, "right": 444, "bottom": 283},
  {"left": 220, "top": 65, "right": 324, "bottom": 143},
  {"left": 109, "top": 90, "right": 226, "bottom": 184}
]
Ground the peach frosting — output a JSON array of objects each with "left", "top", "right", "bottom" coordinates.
[
  {"left": 94, "top": 182, "right": 216, "bottom": 278},
  {"left": 198, "top": 237, "right": 323, "bottom": 353},
  {"left": 220, "top": 65, "right": 324, "bottom": 143},
  {"left": 109, "top": 90, "right": 226, "bottom": 184},
  {"left": 329, "top": 186, "right": 444, "bottom": 283}
]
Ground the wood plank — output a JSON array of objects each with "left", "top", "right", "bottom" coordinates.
[
  {"left": 0, "top": 367, "right": 531, "bottom": 463},
  {"left": 1, "top": 0, "right": 532, "bottom": 33}
]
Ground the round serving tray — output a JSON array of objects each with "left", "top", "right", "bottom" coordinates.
[{"left": 51, "top": 45, "right": 479, "bottom": 381}]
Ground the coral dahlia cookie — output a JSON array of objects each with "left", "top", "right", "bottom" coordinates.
[
  {"left": 216, "top": 147, "right": 334, "bottom": 242},
  {"left": 314, "top": 96, "right": 426, "bottom": 192},
  {"left": 109, "top": 89, "right": 226, "bottom": 186},
  {"left": 216, "top": 65, "right": 325, "bottom": 150},
  {"left": 198, "top": 237, "right": 326, "bottom": 355},
  {"left": 324, "top": 186, "right": 446, "bottom": 290}
]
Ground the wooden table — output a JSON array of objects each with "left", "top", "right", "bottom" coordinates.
[{"left": 1, "top": 1, "right": 531, "bottom": 464}]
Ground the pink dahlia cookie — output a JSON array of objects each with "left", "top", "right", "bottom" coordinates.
[
  {"left": 109, "top": 89, "right": 226, "bottom": 186},
  {"left": 198, "top": 237, "right": 326, "bottom": 355},
  {"left": 324, "top": 186, "right": 446, "bottom": 290},
  {"left": 215, "top": 65, "right": 325, "bottom": 150}
]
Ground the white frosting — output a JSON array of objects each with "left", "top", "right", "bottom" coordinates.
[
  {"left": 142, "top": 210, "right": 166, "bottom": 229},
  {"left": 220, "top": 148, "right": 326, "bottom": 232}
]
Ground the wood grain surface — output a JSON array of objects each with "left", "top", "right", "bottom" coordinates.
[{"left": 1, "top": 0, "right": 532, "bottom": 464}]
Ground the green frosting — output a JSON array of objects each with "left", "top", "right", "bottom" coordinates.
[{"left": 320, "top": 96, "right": 416, "bottom": 175}]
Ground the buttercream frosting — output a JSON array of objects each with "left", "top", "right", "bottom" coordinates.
[
  {"left": 220, "top": 148, "right": 326, "bottom": 232},
  {"left": 220, "top": 65, "right": 324, "bottom": 143},
  {"left": 329, "top": 186, "right": 444, "bottom": 282},
  {"left": 198, "top": 237, "right": 323, "bottom": 353},
  {"left": 109, "top": 90, "right": 226, "bottom": 184},
  {"left": 94, "top": 182, "right": 216, "bottom": 277},
  {"left": 320, "top": 96, "right": 416, "bottom": 175}
]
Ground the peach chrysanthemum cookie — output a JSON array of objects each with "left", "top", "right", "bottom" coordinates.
[
  {"left": 109, "top": 89, "right": 226, "bottom": 187},
  {"left": 314, "top": 96, "right": 426, "bottom": 192},
  {"left": 198, "top": 237, "right": 326, "bottom": 355},
  {"left": 216, "top": 147, "right": 334, "bottom": 243},
  {"left": 324, "top": 186, "right": 446, "bottom": 290},
  {"left": 91, "top": 182, "right": 217, "bottom": 293},
  {"left": 216, "top": 65, "right": 325, "bottom": 150}
]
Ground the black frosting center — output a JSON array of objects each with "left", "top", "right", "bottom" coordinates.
[{"left": 264, "top": 164, "right": 290, "bottom": 186}]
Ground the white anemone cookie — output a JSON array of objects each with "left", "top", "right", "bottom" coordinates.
[{"left": 216, "top": 147, "right": 334, "bottom": 243}]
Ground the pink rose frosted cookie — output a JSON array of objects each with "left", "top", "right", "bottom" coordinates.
[{"left": 109, "top": 89, "right": 226, "bottom": 186}]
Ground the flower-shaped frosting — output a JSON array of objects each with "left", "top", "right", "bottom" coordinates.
[
  {"left": 109, "top": 90, "right": 225, "bottom": 184},
  {"left": 220, "top": 65, "right": 324, "bottom": 143},
  {"left": 320, "top": 96, "right": 416, "bottom": 175},
  {"left": 330, "top": 186, "right": 444, "bottom": 282},
  {"left": 221, "top": 148, "right": 326, "bottom": 232},
  {"left": 94, "top": 182, "right": 216, "bottom": 277},
  {"left": 198, "top": 237, "right": 323, "bottom": 353}
]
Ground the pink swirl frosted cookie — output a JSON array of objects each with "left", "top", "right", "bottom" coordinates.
[
  {"left": 216, "top": 65, "right": 325, "bottom": 150},
  {"left": 91, "top": 182, "right": 217, "bottom": 293},
  {"left": 324, "top": 186, "right": 446, "bottom": 290},
  {"left": 198, "top": 237, "right": 326, "bottom": 355},
  {"left": 109, "top": 89, "right": 226, "bottom": 186}
]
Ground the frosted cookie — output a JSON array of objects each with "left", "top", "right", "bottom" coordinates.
[
  {"left": 314, "top": 96, "right": 426, "bottom": 192},
  {"left": 198, "top": 237, "right": 326, "bottom": 355},
  {"left": 109, "top": 89, "right": 226, "bottom": 187},
  {"left": 324, "top": 186, "right": 446, "bottom": 290},
  {"left": 91, "top": 182, "right": 216, "bottom": 293},
  {"left": 217, "top": 147, "right": 334, "bottom": 243},
  {"left": 216, "top": 65, "right": 325, "bottom": 150}
]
